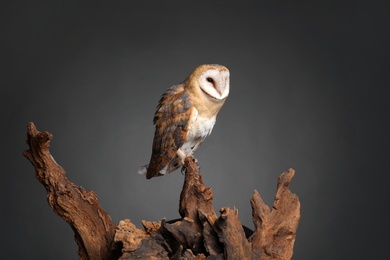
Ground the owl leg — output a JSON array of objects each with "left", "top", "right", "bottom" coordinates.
[
  {"left": 186, "top": 141, "right": 202, "bottom": 158},
  {"left": 178, "top": 144, "right": 201, "bottom": 175},
  {"left": 176, "top": 148, "right": 186, "bottom": 164}
]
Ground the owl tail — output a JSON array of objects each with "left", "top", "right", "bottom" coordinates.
[
  {"left": 139, "top": 159, "right": 180, "bottom": 178},
  {"left": 138, "top": 165, "right": 148, "bottom": 175}
]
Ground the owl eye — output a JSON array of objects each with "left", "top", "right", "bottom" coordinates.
[{"left": 206, "top": 77, "right": 214, "bottom": 83}]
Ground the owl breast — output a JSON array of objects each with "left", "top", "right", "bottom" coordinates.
[{"left": 181, "top": 109, "right": 216, "bottom": 156}]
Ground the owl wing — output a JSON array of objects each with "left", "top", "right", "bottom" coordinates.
[{"left": 146, "top": 84, "right": 194, "bottom": 179}]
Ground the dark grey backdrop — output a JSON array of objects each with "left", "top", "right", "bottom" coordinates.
[{"left": 1, "top": 1, "right": 389, "bottom": 259}]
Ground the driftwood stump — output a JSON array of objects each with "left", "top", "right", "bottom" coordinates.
[{"left": 24, "top": 122, "right": 300, "bottom": 259}]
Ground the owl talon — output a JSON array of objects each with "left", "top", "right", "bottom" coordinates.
[{"left": 192, "top": 157, "right": 198, "bottom": 164}]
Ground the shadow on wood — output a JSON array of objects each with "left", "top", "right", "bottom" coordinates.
[{"left": 24, "top": 122, "right": 300, "bottom": 259}]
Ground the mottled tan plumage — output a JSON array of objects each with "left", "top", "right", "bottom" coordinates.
[{"left": 140, "top": 64, "right": 230, "bottom": 179}]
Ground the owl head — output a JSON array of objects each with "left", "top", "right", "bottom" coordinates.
[{"left": 186, "top": 64, "right": 230, "bottom": 102}]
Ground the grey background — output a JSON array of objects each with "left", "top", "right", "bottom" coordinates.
[{"left": 1, "top": 1, "right": 389, "bottom": 259}]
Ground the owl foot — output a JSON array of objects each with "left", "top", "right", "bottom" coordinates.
[
  {"left": 181, "top": 166, "right": 186, "bottom": 175},
  {"left": 180, "top": 156, "right": 200, "bottom": 176},
  {"left": 191, "top": 156, "right": 198, "bottom": 164}
]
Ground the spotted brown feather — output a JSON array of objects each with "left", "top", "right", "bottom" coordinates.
[{"left": 146, "top": 84, "right": 194, "bottom": 179}]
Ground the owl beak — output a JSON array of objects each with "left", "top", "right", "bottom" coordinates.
[
  {"left": 215, "top": 85, "right": 223, "bottom": 96},
  {"left": 215, "top": 82, "right": 228, "bottom": 99}
]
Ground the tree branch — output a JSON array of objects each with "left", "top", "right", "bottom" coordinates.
[{"left": 23, "top": 122, "right": 116, "bottom": 259}]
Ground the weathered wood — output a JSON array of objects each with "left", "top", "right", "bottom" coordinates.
[
  {"left": 114, "top": 219, "right": 168, "bottom": 259},
  {"left": 214, "top": 207, "right": 251, "bottom": 259},
  {"left": 249, "top": 169, "right": 301, "bottom": 259},
  {"left": 158, "top": 157, "right": 220, "bottom": 257},
  {"left": 114, "top": 159, "right": 300, "bottom": 260},
  {"left": 24, "top": 122, "right": 300, "bottom": 259},
  {"left": 23, "top": 122, "right": 116, "bottom": 260}
]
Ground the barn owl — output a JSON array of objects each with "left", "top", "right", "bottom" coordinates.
[{"left": 139, "top": 64, "right": 230, "bottom": 179}]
